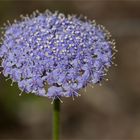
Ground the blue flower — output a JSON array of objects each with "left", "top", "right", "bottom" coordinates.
[{"left": 0, "top": 10, "right": 116, "bottom": 100}]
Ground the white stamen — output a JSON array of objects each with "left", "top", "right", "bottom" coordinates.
[
  {"left": 57, "top": 96, "right": 63, "bottom": 103},
  {"left": 10, "top": 81, "right": 14, "bottom": 86},
  {"left": 5, "top": 77, "right": 11, "bottom": 81},
  {"left": 19, "top": 91, "right": 23, "bottom": 96},
  {"left": 51, "top": 97, "right": 55, "bottom": 104}
]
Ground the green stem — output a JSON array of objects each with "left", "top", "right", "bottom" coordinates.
[{"left": 53, "top": 99, "right": 60, "bottom": 140}]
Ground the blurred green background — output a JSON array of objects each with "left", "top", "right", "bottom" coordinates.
[{"left": 0, "top": 0, "right": 140, "bottom": 139}]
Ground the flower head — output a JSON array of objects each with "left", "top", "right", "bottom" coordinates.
[{"left": 0, "top": 10, "right": 116, "bottom": 100}]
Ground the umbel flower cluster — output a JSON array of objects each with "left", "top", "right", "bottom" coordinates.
[{"left": 0, "top": 10, "right": 116, "bottom": 101}]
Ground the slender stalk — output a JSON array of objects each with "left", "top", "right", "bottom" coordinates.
[{"left": 53, "top": 99, "right": 60, "bottom": 140}]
